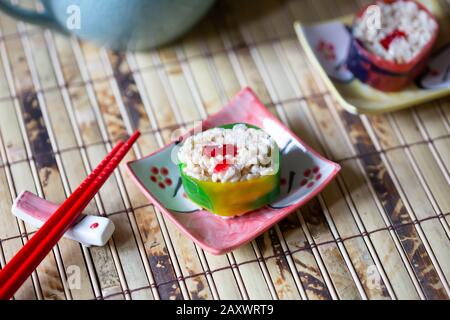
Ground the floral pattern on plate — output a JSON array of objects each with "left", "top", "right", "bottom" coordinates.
[
  {"left": 126, "top": 88, "right": 340, "bottom": 254},
  {"left": 417, "top": 43, "right": 450, "bottom": 90},
  {"left": 304, "top": 21, "right": 354, "bottom": 82}
]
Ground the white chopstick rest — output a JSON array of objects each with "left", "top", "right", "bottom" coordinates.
[{"left": 12, "top": 191, "right": 115, "bottom": 247}]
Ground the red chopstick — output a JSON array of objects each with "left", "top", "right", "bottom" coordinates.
[
  {"left": 0, "top": 140, "right": 124, "bottom": 288},
  {"left": 0, "top": 131, "right": 140, "bottom": 299}
]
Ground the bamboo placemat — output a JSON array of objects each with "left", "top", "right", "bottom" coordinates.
[{"left": 0, "top": 0, "right": 449, "bottom": 300}]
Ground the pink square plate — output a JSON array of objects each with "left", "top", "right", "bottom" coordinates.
[{"left": 126, "top": 88, "right": 340, "bottom": 255}]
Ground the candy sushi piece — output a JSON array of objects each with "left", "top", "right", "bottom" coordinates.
[
  {"left": 347, "top": 0, "right": 439, "bottom": 91},
  {"left": 177, "top": 123, "right": 280, "bottom": 217}
]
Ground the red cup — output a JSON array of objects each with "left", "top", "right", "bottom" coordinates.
[{"left": 347, "top": 0, "right": 439, "bottom": 92}]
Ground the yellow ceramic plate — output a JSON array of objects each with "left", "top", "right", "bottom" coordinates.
[{"left": 294, "top": 0, "right": 450, "bottom": 114}]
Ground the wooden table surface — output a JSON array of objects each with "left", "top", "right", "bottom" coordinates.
[{"left": 0, "top": 0, "right": 449, "bottom": 300}]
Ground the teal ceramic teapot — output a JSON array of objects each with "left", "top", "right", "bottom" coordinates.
[{"left": 0, "top": 0, "right": 216, "bottom": 50}]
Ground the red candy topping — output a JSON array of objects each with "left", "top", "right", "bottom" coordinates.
[
  {"left": 202, "top": 145, "right": 217, "bottom": 157},
  {"left": 214, "top": 163, "right": 230, "bottom": 173},
  {"left": 203, "top": 144, "right": 238, "bottom": 158},
  {"left": 203, "top": 144, "right": 238, "bottom": 174},
  {"left": 380, "top": 29, "right": 407, "bottom": 50}
]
